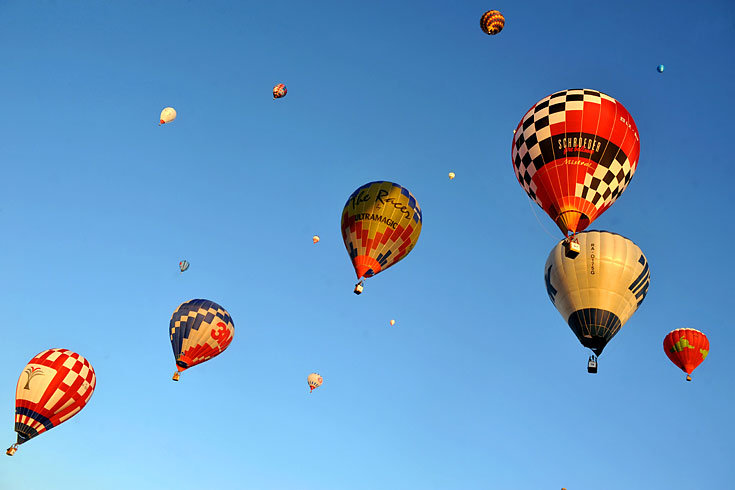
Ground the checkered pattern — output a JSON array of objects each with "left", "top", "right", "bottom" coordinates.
[
  {"left": 14, "top": 349, "right": 96, "bottom": 444},
  {"left": 512, "top": 89, "right": 640, "bottom": 232},
  {"left": 273, "top": 84, "right": 287, "bottom": 99},
  {"left": 341, "top": 181, "right": 422, "bottom": 280},
  {"left": 170, "top": 299, "right": 234, "bottom": 374}
]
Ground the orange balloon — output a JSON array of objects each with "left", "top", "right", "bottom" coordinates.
[{"left": 663, "top": 328, "right": 709, "bottom": 381}]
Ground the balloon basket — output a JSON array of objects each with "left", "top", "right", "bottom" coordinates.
[
  {"left": 6, "top": 445, "right": 17, "bottom": 456},
  {"left": 172, "top": 372, "right": 180, "bottom": 381},
  {"left": 564, "top": 237, "right": 581, "bottom": 259},
  {"left": 686, "top": 375, "right": 692, "bottom": 382},
  {"left": 354, "top": 282, "right": 364, "bottom": 295},
  {"left": 587, "top": 355, "right": 598, "bottom": 374}
]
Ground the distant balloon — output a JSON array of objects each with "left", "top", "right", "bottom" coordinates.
[
  {"left": 179, "top": 260, "right": 189, "bottom": 273},
  {"left": 312, "top": 235, "right": 320, "bottom": 244},
  {"left": 307, "top": 373, "right": 323, "bottom": 392},
  {"left": 657, "top": 64, "right": 665, "bottom": 73},
  {"left": 545, "top": 231, "right": 650, "bottom": 357},
  {"left": 480, "top": 10, "right": 505, "bottom": 35},
  {"left": 170, "top": 299, "right": 234, "bottom": 381},
  {"left": 273, "top": 84, "right": 287, "bottom": 99},
  {"left": 664, "top": 328, "right": 709, "bottom": 381},
  {"left": 6, "top": 349, "right": 96, "bottom": 456},
  {"left": 448, "top": 172, "right": 455, "bottom": 180},
  {"left": 341, "top": 181, "right": 422, "bottom": 294},
  {"left": 159, "top": 107, "right": 177, "bottom": 125},
  {"left": 390, "top": 319, "right": 396, "bottom": 326}
]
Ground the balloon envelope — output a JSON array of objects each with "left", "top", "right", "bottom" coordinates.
[
  {"left": 657, "top": 64, "right": 665, "bottom": 73},
  {"left": 341, "top": 181, "right": 422, "bottom": 281},
  {"left": 512, "top": 89, "right": 640, "bottom": 235},
  {"left": 160, "top": 107, "right": 176, "bottom": 124},
  {"left": 663, "top": 328, "right": 709, "bottom": 377},
  {"left": 312, "top": 235, "right": 320, "bottom": 244},
  {"left": 273, "top": 84, "right": 287, "bottom": 99},
  {"left": 448, "top": 172, "right": 455, "bottom": 180},
  {"left": 480, "top": 10, "right": 505, "bottom": 35},
  {"left": 170, "top": 299, "right": 234, "bottom": 378},
  {"left": 11, "top": 349, "right": 96, "bottom": 450},
  {"left": 544, "top": 231, "right": 650, "bottom": 355},
  {"left": 179, "top": 260, "right": 189, "bottom": 272}
]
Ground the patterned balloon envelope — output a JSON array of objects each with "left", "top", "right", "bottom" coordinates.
[
  {"left": 544, "top": 231, "right": 650, "bottom": 356},
  {"left": 307, "top": 373, "right": 323, "bottom": 392},
  {"left": 341, "top": 181, "right": 422, "bottom": 287},
  {"left": 170, "top": 299, "right": 234, "bottom": 381},
  {"left": 663, "top": 328, "right": 709, "bottom": 381},
  {"left": 179, "top": 260, "right": 189, "bottom": 273},
  {"left": 273, "top": 83, "right": 287, "bottom": 99},
  {"left": 512, "top": 89, "right": 640, "bottom": 236},
  {"left": 7, "top": 349, "right": 96, "bottom": 456},
  {"left": 480, "top": 10, "right": 505, "bottom": 35}
]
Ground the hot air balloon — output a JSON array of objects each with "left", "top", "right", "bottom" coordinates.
[
  {"left": 159, "top": 107, "right": 177, "bottom": 125},
  {"left": 512, "top": 89, "right": 640, "bottom": 255},
  {"left": 480, "top": 10, "right": 505, "bottom": 35},
  {"left": 273, "top": 84, "right": 287, "bottom": 99},
  {"left": 6, "top": 349, "right": 96, "bottom": 456},
  {"left": 170, "top": 299, "right": 234, "bottom": 381},
  {"left": 664, "top": 328, "right": 709, "bottom": 381},
  {"left": 448, "top": 172, "right": 455, "bottom": 180},
  {"left": 312, "top": 235, "right": 320, "bottom": 244},
  {"left": 341, "top": 181, "right": 422, "bottom": 294},
  {"left": 179, "top": 260, "right": 189, "bottom": 273},
  {"left": 307, "top": 373, "right": 323, "bottom": 392},
  {"left": 657, "top": 65, "right": 665, "bottom": 73},
  {"left": 544, "top": 231, "right": 650, "bottom": 372},
  {"left": 390, "top": 319, "right": 396, "bottom": 326}
]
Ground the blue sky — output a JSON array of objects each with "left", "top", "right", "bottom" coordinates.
[{"left": 1, "top": 1, "right": 734, "bottom": 489}]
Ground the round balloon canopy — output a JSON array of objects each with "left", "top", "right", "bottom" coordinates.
[
  {"left": 480, "top": 10, "right": 505, "bottom": 35},
  {"left": 544, "top": 231, "right": 650, "bottom": 356},
  {"left": 160, "top": 107, "right": 176, "bottom": 125},
  {"left": 657, "top": 64, "right": 665, "bottom": 73},
  {"left": 341, "top": 181, "right": 422, "bottom": 281},
  {"left": 8, "top": 349, "right": 96, "bottom": 455},
  {"left": 663, "top": 328, "right": 709, "bottom": 380},
  {"left": 512, "top": 89, "right": 640, "bottom": 236},
  {"left": 170, "top": 299, "right": 235, "bottom": 380}
]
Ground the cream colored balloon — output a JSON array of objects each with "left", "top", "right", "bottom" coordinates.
[
  {"left": 390, "top": 319, "right": 396, "bottom": 326},
  {"left": 544, "top": 230, "right": 650, "bottom": 355},
  {"left": 448, "top": 172, "right": 455, "bottom": 180},
  {"left": 312, "top": 235, "right": 320, "bottom": 244},
  {"left": 159, "top": 107, "right": 177, "bottom": 125}
]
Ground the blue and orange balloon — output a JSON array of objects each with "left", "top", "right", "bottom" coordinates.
[{"left": 170, "top": 299, "right": 235, "bottom": 381}]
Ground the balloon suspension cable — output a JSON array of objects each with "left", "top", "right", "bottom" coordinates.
[
  {"left": 526, "top": 198, "right": 558, "bottom": 241},
  {"left": 6, "top": 444, "right": 18, "bottom": 456}
]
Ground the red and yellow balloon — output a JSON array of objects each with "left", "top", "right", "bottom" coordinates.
[{"left": 663, "top": 328, "right": 709, "bottom": 381}]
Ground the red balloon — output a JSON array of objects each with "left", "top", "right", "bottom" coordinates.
[
  {"left": 512, "top": 89, "right": 640, "bottom": 236},
  {"left": 663, "top": 328, "right": 709, "bottom": 381}
]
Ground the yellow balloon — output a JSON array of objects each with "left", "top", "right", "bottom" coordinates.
[
  {"left": 312, "top": 235, "right": 320, "bottom": 244},
  {"left": 448, "top": 172, "right": 455, "bottom": 180},
  {"left": 390, "top": 319, "right": 396, "bottom": 326}
]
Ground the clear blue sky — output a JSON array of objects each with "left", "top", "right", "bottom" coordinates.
[{"left": 1, "top": 1, "right": 734, "bottom": 489}]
